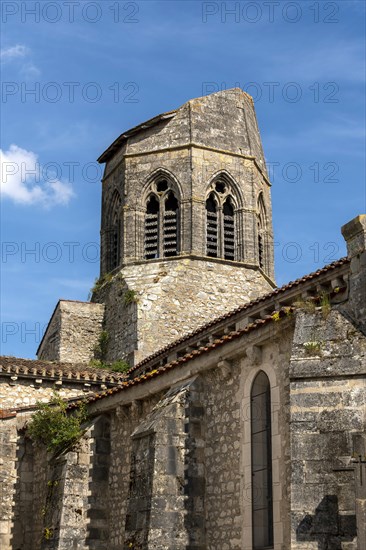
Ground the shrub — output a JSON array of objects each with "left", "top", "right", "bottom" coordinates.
[{"left": 28, "top": 394, "right": 88, "bottom": 454}]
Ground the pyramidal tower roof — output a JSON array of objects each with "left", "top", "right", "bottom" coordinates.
[{"left": 97, "top": 88, "right": 267, "bottom": 174}]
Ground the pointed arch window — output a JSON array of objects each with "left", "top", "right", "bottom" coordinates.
[
  {"left": 108, "top": 192, "right": 121, "bottom": 271},
  {"left": 258, "top": 195, "right": 267, "bottom": 270},
  {"left": 144, "top": 177, "right": 180, "bottom": 260},
  {"left": 205, "top": 178, "right": 237, "bottom": 260},
  {"left": 251, "top": 371, "right": 273, "bottom": 549}
]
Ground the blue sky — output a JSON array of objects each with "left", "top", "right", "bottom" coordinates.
[{"left": 1, "top": 0, "right": 365, "bottom": 358}]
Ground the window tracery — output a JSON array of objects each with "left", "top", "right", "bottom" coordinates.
[{"left": 205, "top": 177, "right": 237, "bottom": 261}]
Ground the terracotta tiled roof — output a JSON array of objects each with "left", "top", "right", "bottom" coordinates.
[
  {"left": 128, "top": 257, "right": 350, "bottom": 375},
  {"left": 0, "top": 409, "right": 17, "bottom": 419},
  {"left": 69, "top": 309, "right": 291, "bottom": 408},
  {"left": 68, "top": 256, "right": 350, "bottom": 408},
  {"left": 0, "top": 356, "right": 126, "bottom": 385}
]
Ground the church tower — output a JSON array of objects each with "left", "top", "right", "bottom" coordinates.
[{"left": 93, "top": 88, "right": 275, "bottom": 365}]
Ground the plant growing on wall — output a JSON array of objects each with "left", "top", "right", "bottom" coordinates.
[
  {"left": 123, "top": 289, "right": 139, "bottom": 306},
  {"left": 28, "top": 393, "right": 88, "bottom": 454},
  {"left": 303, "top": 341, "right": 322, "bottom": 356},
  {"left": 88, "top": 272, "right": 114, "bottom": 300},
  {"left": 93, "top": 330, "right": 110, "bottom": 362}
]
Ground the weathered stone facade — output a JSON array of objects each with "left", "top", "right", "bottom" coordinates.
[
  {"left": 94, "top": 257, "right": 273, "bottom": 365},
  {"left": 38, "top": 301, "right": 105, "bottom": 364},
  {"left": 0, "top": 90, "right": 365, "bottom": 550}
]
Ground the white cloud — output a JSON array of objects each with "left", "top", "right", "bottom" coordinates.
[
  {"left": 20, "top": 62, "right": 41, "bottom": 79},
  {"left": 0, "top": 44, "right": 29, "bottom": 61},
  {"left": 0, "top": 145, "right": 75, "bottom": 207},
  {"left": 0, "top": 44, "right": 41, "bottom": 78}
]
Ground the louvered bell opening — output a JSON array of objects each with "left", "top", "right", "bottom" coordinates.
[
  {"left": 223, "top": 198, "right": 235, "bottom": 261},
  {"left": 223, "top": 214, "right": 235, "bottom": 260},
  {"left": 258, "top": 233, "right": 264, "bottom": 269},
  {"left": 145, "top": 195, "right": 159, "bottom": 259},
  {"left": 163, "top": 211, "right": 178, "bottom": 257},
  {"left": 164, "top": 192, "right": 179, "bottom": 257},
  {"left": 206, "top": 212, "right": 218, "bottom": 257},
  {"left": 110, "top": 230, "right": 119, "bottom": 269},
  {"left": 206, "top": 194, "right": 218, "bottom": 258}
]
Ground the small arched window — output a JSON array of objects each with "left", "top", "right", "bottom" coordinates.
[
  {"left": 108, "top": 192, "right": 121, "bottom": 271},
  {"left": 205, "top": 178, "right": 236, "bottom": 260},
  {"left": 251, "top": 371, "right": 273, "bottom": 549},
  {"left": 258, "top": 195, "right": 267, "bottom": 270},
  {"left": 144, "top": 177, "right": 180, "bottom": 260}
]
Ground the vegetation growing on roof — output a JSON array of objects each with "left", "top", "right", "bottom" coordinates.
[
  {"left": 90, "top": 359, "right": 130, "bottom": 373},
  {"left": 27, "top": 393, "right": 88, "bottom": 454}
]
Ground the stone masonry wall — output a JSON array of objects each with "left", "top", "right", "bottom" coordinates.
[
  {"left": 289, "top": 309, "right": 366, "bottom": 550},
  {"left": 203, "top": 363, "right": 242, "bottom": 550},
  {"left": 201, "top": 326, "right": 293, "bottom": 550},
  {"left": 94, "top": 257, "right": 273, "bottom": 365},
  {"left": 38, "top": 301, "right": 105, "bottom": 364},
  {"left": 0, "top": 411, "right": 36, "bottom": 550},
  {"left": 0, "top": 378, "right": 92, "bottom": 409}
]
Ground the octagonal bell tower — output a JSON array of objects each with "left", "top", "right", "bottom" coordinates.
[{"left": 94, "top": 88, "right": 275, "bottom": 365}]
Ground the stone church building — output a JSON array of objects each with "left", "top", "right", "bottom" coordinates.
[{"left": 1, "top": 89, "right": 365, "bottom": 550}]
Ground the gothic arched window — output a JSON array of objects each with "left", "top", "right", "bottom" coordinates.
[
  {"left": 144, "top": 178, "right": 180, "bottom": 260},
  {"left": 108, "top": 192, "right": 121, "bottom": 271},
  {"left": 257, "top": 194, "right": 267, "bottom": 270},
  {"left": 251, "top": 371, "right": 273, "bottom": 549},
  {"left": 205, "top": 178, "right": 237, "bottom": 260}
]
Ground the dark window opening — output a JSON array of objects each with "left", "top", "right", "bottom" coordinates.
[
  {"left": 251, "top": 371, "right": 273, "bottom": 550},
  {"left": 258, "top": 232, "right": 264, "bottom": 269},
  {"left": 110, "top": 230, "right": 119, "bottom": 270},
  {"left": 145, "top": 187, "right": 180, "bottom": 260},
  {"left": 258, "top": 195, "right": 266, "bottom": 271},
  {"left": 164, "top": 192, "right": 179, "bottom": 257},
  {"left": 145, "top": 195, "right": 159, "bottom": 259},
  {"left": 206, "top": 194, "right": 218, "bottom": 258},
  {"left": 157, "top": 179, "right": 168, "bottom": 193},
  {"left": 223, "top": 197, "right": 235, "bottom": 261},
  {"left": 215, "top": 181, "right": 226, "bottom": 194},
  {"left": 108, "top": 192, "right": 121, "bottom": 271}
]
